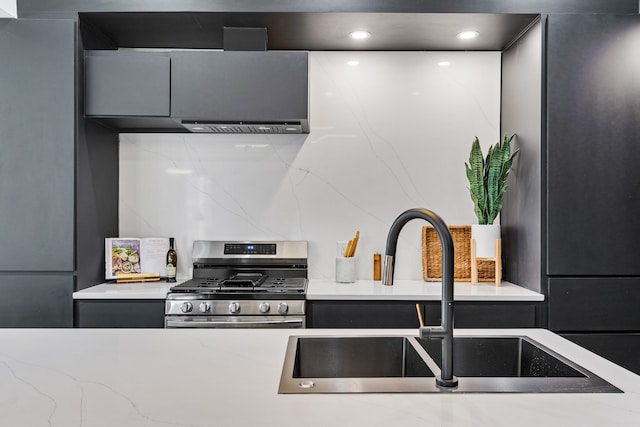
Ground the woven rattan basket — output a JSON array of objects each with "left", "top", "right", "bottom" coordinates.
[{"left": 422, "top": 225, "right": 495, "bottom": 282}]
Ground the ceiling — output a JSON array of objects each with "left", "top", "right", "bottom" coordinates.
[{"left": 79, "top": 12, "right": 540, "bottom": 51}]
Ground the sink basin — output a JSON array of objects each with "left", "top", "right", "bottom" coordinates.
[
  {"left": 293, "top": 336, "right": 435, "bottom": 378},
  {"left": 279, "top": 335, "right": 621, "bottom": 394},
  {"left": 418, "top": 336, "right": 583, "bottom": 377},
  {"left": 279, "top": 336, "right": 436, "bottom": 393}
]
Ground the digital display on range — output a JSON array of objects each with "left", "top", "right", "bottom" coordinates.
[{"left": 224, "top": 243, "right": 277, "bottom": 255}]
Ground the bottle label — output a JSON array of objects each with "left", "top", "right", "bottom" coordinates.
[{"left": 166, "top": 265, "right": 176, "bottom": 278}]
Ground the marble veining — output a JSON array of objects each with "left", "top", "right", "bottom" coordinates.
[
  {"left": 119, "top": 51, "right": 501, "bottom": 281},
  {"left": 0, "top": 329, "right": 639, "bottom": 426}
]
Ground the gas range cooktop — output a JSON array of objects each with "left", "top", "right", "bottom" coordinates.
[
  {"left": 169, "top": 276, "right": 307, "bottom": 295},
  {"left": 165, "top": 240, "right": 308, "bottom": 327},
  {"left": 166, "top": 240, "right": 308, "bottom": 300}
]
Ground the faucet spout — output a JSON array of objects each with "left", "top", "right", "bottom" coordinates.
[{"left": 382, "top": 208, "right": 458, "bottom": 388}]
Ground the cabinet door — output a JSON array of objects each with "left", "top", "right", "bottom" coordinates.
[
  {"left": 170, "top": 51, "right": 308, "bottom": 122},
  {"left": 75, "top": 300, "right": 165, "bottom": 328},
  {"left": 546, "top": 14, "right": 640, "bottom": 275},
  {"left": 0, "top": 273, "right": 73, "bottom": 327},
  {"left": 307, "top": 301, "right": 538, "bottom": 329},
  {"left": 85, "top": 52, "right": 170, "bottom": 116},
  {"left": 549, "top": 277, "right": 640, "bottom": 332},
  {"left": 0, "top": 19, "right": 75, "bottom": 271},
  {"left": 454, "top": 303, "right": 537, "bottom": 328},
  {"left": 563, "top": 333, "right": 640, "bottom": 375},
  {"left": 307, "top": 301, "right": 424, "bottom": 328}
]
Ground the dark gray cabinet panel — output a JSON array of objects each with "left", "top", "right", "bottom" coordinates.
[
  {"left": 75, "top": 300, "right": 165, "bottom": 328},
  {"left": 0, "top": 273, "right": 73, "bottom": 327},
  {"left": 563, "top": 333, "right": 640, "bottom": 375},
  {"left": 307, "top": 301, "right": 538, "bottom": 329},
  {"left": 75, "top": 120, "right": 119, "bottom": 290},
  {"left": 0, "top": 19, "right": 76, "bottom": 271},
  {"left": 307, "top": 301, "right": 425, "bottom": 329},
  {"left": 171, "top": 51, "right": 308, "bottom": 122},
  {"left": 548, "top": 277, "right": 640, "bottom": 332},
  {"left": 546, "top": 14, "right": 640, "bottom": 276},
  {"left": 85, "top": 52, "right": 170, "bottom": 116},
  {"left": 454, "top": 303, "right": 536, "bottom": 328}
]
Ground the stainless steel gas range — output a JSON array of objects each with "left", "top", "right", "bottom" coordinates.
[{"left": 165, "top": 240, "right": 308, "bottom": 328}]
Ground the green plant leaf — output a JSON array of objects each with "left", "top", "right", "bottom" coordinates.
[
  {"left": 465, "top": 137, "right": 488, "bottom": 224},
  {"left": 465, "top": 134, "right": 519, "bottom": 225}
]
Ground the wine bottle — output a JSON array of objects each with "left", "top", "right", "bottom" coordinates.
[{"left": 166, "top": 237, "right": 177, "bottom": 283}]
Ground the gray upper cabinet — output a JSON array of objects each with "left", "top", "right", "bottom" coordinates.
[
  {"left": 546, "top": 14, "right": 640, "bottom": 276},
  {"left": 0, "top": 19, "right": 76, "bottom": 272},
  {"left": 85, "top": 51, "right": 170, "bottom": 117},
  {"left": 170, "top": 51, "right": 308, "bottom": 126}
]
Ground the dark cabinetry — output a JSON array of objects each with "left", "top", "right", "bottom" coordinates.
[
  {"left": 0, "top": 19, "right": 75, "bottom": 272},
  {"left": 307, "top": 301, "right": 538, "bottom": 329},
  {"left": 0, "top": 274, "right": 73, "bottom": 327},
  {"left": 0, "top": 19, "right": 77, "bottom": 327},
  {"left": 549, "top": 278, "right": 640, "bottom": 332},
  {"left": 549, "top": 278, "right": 640, "bottom": 374},
  {"left": 75, "top": 300, "right": 165, "bottom": 328},
  {"left": 0, "top": 19, "right": 119, "bottom": 327},
  {"left": 545, "top": 15, "right": 640, "bottom": 375},
  {"left": 546, "top": 14, "right": 640, "bottom": 276},
  {"left": 85, "top": 51, "right": 170, "bottom": 117},
  {"left": 562, "top": 334, "right": 640, "bottom": 375},
  {"left": 170, "top": 51, "right": 308, "bottom": 125},
  {"left": 84, "top": 50, "right": 309, "bottom": 131}
]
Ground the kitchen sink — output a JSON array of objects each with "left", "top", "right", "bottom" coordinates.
[{"left": 278, "top": 335, "right": 622, "bottom": 394}]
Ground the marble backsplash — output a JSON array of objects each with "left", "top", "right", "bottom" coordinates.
[{"left": 119, "top": 51, "right": 501, "bottom": 280}]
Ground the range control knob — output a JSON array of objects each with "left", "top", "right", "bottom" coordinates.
[
  {"left": 229, "top": 301, "right": 241, "bottom": 314},
  {"left": 199, "top": 302, "right": 211, "bottom": 313},
  {"left": 258, "top": 302, "right": 271, "bottom": 313},
  {"left": 277, "top": 302, "right": 289, "bottom": 315},
  {"left": 181, "top": 302, "right": 193, "bottom": 313}
]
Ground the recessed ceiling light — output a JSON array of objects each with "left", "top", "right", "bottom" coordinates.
[
  {"left": 438, "top": 61, "right": 451, "bottom": 67},
  {"left": 347, "top": 60, "right": 360, "bottom": 66},
  {"left": 456, "top": 31, "right": 479, "bottom": 40},
  {"left": 349, "top": 30, "right": 371, "bottom": 40}
]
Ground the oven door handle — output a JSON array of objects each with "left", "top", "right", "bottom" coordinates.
[{"left": 165, "top": 318, "right": 305, "bottom": 328}]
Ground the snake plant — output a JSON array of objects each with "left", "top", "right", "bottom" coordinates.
[{"left": 465, "top": 134, "right": 519, "bottom": 224}]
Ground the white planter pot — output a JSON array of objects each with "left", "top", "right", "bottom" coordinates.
[{"left": 471, "top": 224, "right": 501, "bottom": 258}]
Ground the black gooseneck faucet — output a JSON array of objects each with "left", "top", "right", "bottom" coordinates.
[{"left": 382, "top": 208, "right": 458, "bottom": 388}]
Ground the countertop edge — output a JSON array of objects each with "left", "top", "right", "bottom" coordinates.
[{"left": 73, "top": 279, "right": 544, "bottom": 301}]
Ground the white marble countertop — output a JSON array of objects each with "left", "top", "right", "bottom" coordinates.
[
  {"left": 307, "top": 280, "right": 544, "bottom": 301},
  {"left": 73, "top": 279, "right": 544, "bottom": 301},
  {"left": 72, "top": 278, "right": 189, "bottom": 299},
  {"left": 0, "top": 328, "right": 637, "bottom": 426}
]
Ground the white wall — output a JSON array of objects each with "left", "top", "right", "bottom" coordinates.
[
  {"left": 0, "top": 0, "right": 16, "bottom": 18},
  {"left": 119, "top": 51, "right": 501, "bottom": 280}
]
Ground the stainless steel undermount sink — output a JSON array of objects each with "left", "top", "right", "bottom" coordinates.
[{"left": 278, "top": 335, "right": 621, "bottom": 394}]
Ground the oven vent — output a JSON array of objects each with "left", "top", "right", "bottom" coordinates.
[{"left": 182, "top": 122, "right": 303, "bottom": 134}]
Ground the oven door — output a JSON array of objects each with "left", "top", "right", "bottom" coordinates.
[{"left": 165, "top": 315, "right": 306, "bottom": 328}]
